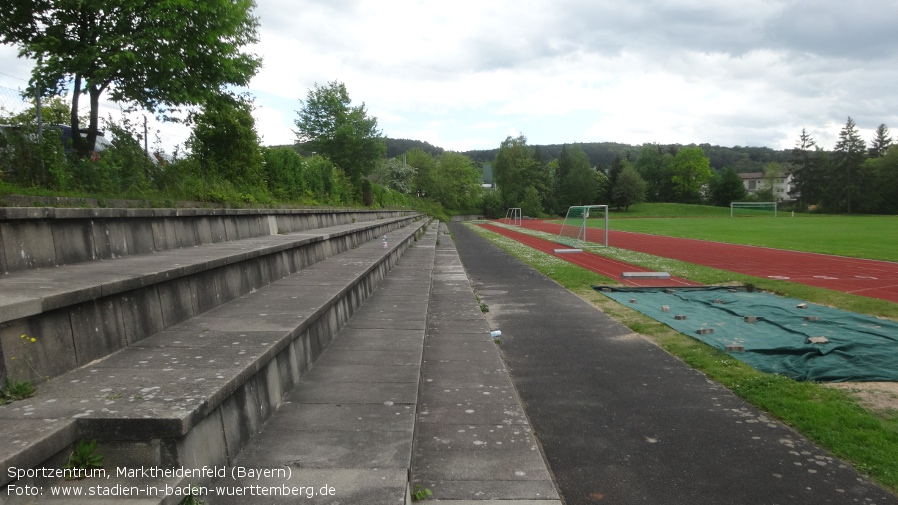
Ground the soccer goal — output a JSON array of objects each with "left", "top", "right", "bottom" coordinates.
[
  {"left": 557, "top": 205, "right": 608, "bottom": 249},
  {"left": 730, "top": 202, "right": 778, "bottom": 218},
  {"left": 504, "top": 207, "right": 522, "bottom": 226}
]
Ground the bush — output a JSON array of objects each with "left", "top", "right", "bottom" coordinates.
[{"left": 481, "top": 190, "right": 503, "bottom": 218}]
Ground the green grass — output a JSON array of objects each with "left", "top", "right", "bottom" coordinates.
[
  {"left": 562, "top": 203, "right": 898, "bottom": 262},
  {"left": 468, "top": 222, "right": 898, "bottom": 494},
  {"left": 609, "top": 215, "right": 898, "bottom": 261}
]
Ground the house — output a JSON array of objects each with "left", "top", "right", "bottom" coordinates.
[{"left": 738, "top": 171, "right": 794, "bottom": 202}]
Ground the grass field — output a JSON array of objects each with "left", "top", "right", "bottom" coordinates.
[{"left": 584, "top": 204, "right": 898, "bottom": 262}]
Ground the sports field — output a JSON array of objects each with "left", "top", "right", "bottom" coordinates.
[
  {"left": 536, "top": 204, "right": 898, "bottom": 304},
  {"left": 601, "top": 204, "right": 898, "bottom": 262}
]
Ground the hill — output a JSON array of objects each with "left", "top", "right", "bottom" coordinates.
[
  {"left": 283, "top": 138, "right": 791, "bottom": 173},
  {"left": 383, "top": 138, "right": 790, "bottom": 172}
]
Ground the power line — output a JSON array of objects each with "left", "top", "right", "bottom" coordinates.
[{"left": 0, "top": 71, "right": 27, "bottom": 82}]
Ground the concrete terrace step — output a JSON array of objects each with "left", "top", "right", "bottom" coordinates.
[
  {"left": 0, "top": 207, "right": 413, "bottom": 274},
  {"left": 0, "top": 215, "right": 416, "bottom": 324},
  {"left": 0, "top": 214, "right": 419, "bottom": 383},
  {"left": 208, "top": 223, "right": 440, "bottom": 505},
  {"left": 202, "top": 223, "right": 560, "bottom": 505},
  {"left": 0, "top": 219, "right": 430, "bottom": 502}
]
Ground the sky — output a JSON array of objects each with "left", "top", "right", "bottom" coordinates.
[{"left": 2, "top": 0, "right": 897, "bottom": 154}]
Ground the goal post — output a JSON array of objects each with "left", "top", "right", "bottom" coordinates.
[
  {"left": 503, "top": 207, "right": 522, "bottom": 226},
  {"left": 557, "top": 205, "right": 609, "bottom": 248},
  {"left": 730, "top": 202, "right": 777, "bottom": 217}
]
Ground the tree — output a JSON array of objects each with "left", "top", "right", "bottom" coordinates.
[
  {"left": 295, "top": 81, "right": 385, "bottom": 181},
  {"left": 869, "top": 124, "right": 893, "bottom": 158},
  {"left": 789, "top": 128, "right": 825, "bottom": 209},
  {"left": 557, "top": 145, "right": 596, "bottom": 209},
  {"left": 405, "top": 147, "right": 436, "bottom": 197},
  {"left": 707, "top": 168, "right": 747, "bottom": 206},
  {"left": 0, "top": 0, "right": 262, "bottom": 158},
  {"left": 431, "top": 152, "right": 482, "bottom": 211},
  {"left": 520, "top": 186, "right": 542, "bottom": 218},
  {"left": 560, "top": 162, "right": 600, "bottom": 209},
  {"left": 670, "top": 146, "right": 712, "bottom": 203},
  {"left": 868, "top": 146, "right": 898, "bottom": 214},
  {"left": 606, "top": 154, "right": 625, "bottom": 202},
  {"left": 264, "top": 147, "right": 307, "bottom": 201},
  {"left": 611, "top": 164, "right": 646, "bottom": 211},
  {"left": 187, "top": 93, "right": 263, "bottom": 188},
  {"left": 372, "top": 157, "right": 416, "bottom": 194},
  {"left": 493, "top": 135, "right": 542, "bottom": 211},
  {"left": 831, "top": 117, "right": 867, "bottom": 214}
]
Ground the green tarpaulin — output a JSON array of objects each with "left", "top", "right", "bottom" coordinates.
[{"left": 596, "top": 286, "right": 898, "bottom": 382}]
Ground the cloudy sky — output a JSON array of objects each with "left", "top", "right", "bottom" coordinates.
[{"left": 2, "top": 0, "right": 897, "bottom": 153}]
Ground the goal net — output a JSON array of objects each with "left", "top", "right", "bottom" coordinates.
[
  {"left": 730, "top": 202, "right": 777, "bottom": 217},
  {"left": 557, "top": 205, "right": 608, "bottom": 248},
  {"left": 503, "top": 207, "right": 522, "bottom": 226}
]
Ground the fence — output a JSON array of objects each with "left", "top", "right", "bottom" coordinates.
[{"left": 0, "top": 85, "right": 33, "bottom": 121}]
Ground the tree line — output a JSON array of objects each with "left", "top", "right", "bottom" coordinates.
[
  {"left": 457, "top": 141, "right": 791, "bottom": 174},
  {"left": 479, "top": 117, "right": 897, "bottom": 217},
  {"left": 790, "top": 119, "right": 896, "bottom": 214},
  {"left": 1, "top": 1, "right": 894, "bottom": 217}
]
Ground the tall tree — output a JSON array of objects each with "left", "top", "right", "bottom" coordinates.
[
  {"left": 831, "top": 116, "right": 867, "bottom": 214},
  {"left": 670, "top": 146, "right": 712, "bottom": 203},
  {"left": 0, "top": 0, "right": 262, "bottom": 157},
  {"left": 634, "top": 144, "right": 663, "bottom": 202},
  {"left": 493, "top": 135, "right": 542, "bottom": 211},
  {"left": 295, "top": 81, "right": 386, "bottom": 181},
  {"left": 557, "top": 145, "right": 595, "bottom": 209},
  {"left": 789, "top": 128, "right": 825, "bottom": 209},
  {"left": 431, "top": 152, "right": 482, "bottom": 210},
  {"left": 867, "top": 145, "right": 898, "bottom": 214},
  {"left": 404, "top": 147, "right": 436, "bottom": 197},
  {"left": 606, "top": 154, "right": 625, "bottom": 201},
  {"left": 560, "top": 161, "right": 599, "bottom": 208},
  {"left": 187, "top": 93, "right": 263, "bottom": 187},
  {"left": 611, "top": 164, "right": 646, "bottom": 211},
  {"left": 869, "top": 123, "right": 893, "bottom": 158},
  {"left": 707, "top": 168, "right": 747, "bottom": 206}
]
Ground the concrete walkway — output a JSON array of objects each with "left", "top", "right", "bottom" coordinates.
[
  {"left": 411, "top": 225, "right": 560, "bottom": 503},
  {"left": 449, "top": 221, "right": 898, "bottom": 505}
]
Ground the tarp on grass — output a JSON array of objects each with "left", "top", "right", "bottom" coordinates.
[{"left": 595, "top": 286, "right": 898, "bottom": 382}]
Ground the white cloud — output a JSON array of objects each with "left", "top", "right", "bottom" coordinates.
[{"left": 3, "top": 0, "right": 898, "bottom": 155}]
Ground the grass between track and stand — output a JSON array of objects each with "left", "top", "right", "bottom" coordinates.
[{"left": 466, "top": 221, "right": 898, "bottom": 494}]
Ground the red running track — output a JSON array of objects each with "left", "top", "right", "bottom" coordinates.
[
  {"left": 479, "top": 223, "right": 700, "bottom": 288},
  {"left": 513, "top": 220, "right": 898, "bottom": 304}
]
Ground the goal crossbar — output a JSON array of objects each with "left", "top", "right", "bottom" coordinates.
[
  {"left": 557, "top": 205, "right": 609, "bottom": 248},
  {"left": 504, "top": 207, "right": 522, "bottom": 226}
]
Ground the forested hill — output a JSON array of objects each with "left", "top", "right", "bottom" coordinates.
[
  {"left": 384, "top": 138, "right": 444, "bottom": 158},
  {"left": 383, "top": 138, "right": 791, "bottom": 173},
  {"left": 456, "top": 142, "right": 791, "bottom": 172}
]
